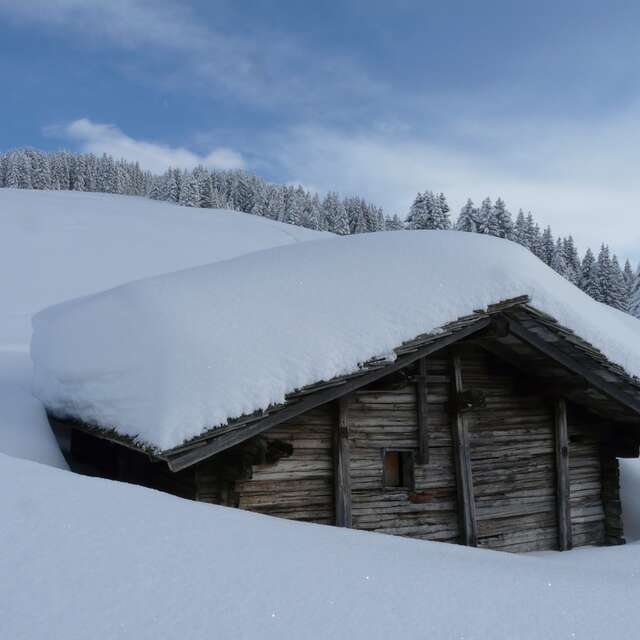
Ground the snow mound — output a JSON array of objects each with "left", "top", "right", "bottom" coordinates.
[
  {"left": 31, "top": 231, "right": 640, "bottom": 451},
  {"left": 0, "top": 188, "right": 327, "bottom": 467},
  {"left": 0, "top": 188, "right": 329, "bottom": 346},
  {"left": 2, "top": 451, "right": 640, "bottom": 640}
]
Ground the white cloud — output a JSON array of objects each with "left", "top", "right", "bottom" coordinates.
[
  {"left": 0, "top": 0, "right": 380, "bottom": 109},
  {"left": 273, "top": 119, "right": 640, "bottom": 263},
  {"left": 50, "top": 118, "right": 244, "bottom": 173}
]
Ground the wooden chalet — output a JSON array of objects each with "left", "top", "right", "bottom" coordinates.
[{"left": 54, "top": 296, "right": 640, "bottom": 553}]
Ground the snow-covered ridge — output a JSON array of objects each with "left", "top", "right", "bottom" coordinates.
[{"left": 31, "top": 231, "right": 640, "bottom": 451}]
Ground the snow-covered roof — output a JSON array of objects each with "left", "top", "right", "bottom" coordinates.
[{"left": 31, "top": 231, "right": 640, "bottom": 452}]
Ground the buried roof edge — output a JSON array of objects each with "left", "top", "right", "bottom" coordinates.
[{"left": 50, "top": 294, "right": 640, "bottom": 472}]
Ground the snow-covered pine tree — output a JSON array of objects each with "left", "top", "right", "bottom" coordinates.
[
  {"left": 436, "top": 193, "right": 452, "bottom": 229},
  {"left": 406, "top": 190, "right": 451, "bottom": 230},
  {"left": 456, "top": 198, "right": 477, "bottom": 232},
  {"left": 406, "top": 191, "right": 427, "bottom": 229},
  {"left": 323, "top": 192, "right": 349, "bottom": 235},
  {"left": 562, "top": 236, "right": 581, "bottom": 285},
  {"left": 607, "top": 254, "right": 629, "bottom": 311},
  {"left": 539, "top": 226, "right": 555, "bottom": 266},
  {"left": 30, "top": 150, "right": 52, "bottom": 190},
  {"left": 4, "top": 151, "right": 23, "bottom": 188},
  {"left": 177, "top": 170, "right": 200, "bottom": 207},
  {"left": 623, "top": 259, "right": 636, "bottom": 301},
  {"left": 347, "top": 197, "right": 369, "bottom": 234},
  {"left": 580, "top": 248, "right": 600, "bottom": 300},
  {"left": 265, "top": 184, "right": 286, "bottom": 220},
  {"left": 283, "top": 185, "right": 306, "bottom": 226},
  {"left": 512, "top": 209, "right": 527, "bottom": 245},
  {"left": 385, "top": 214, "right": 404, "bottom": 230},
  {"left": 492, "top": 197, "right": 513, "bottom": 239},
  {"left": 630, "top": 265, "right": 640, "bottom": 318},
  {"left": 523, "top": 213, "right": 537, "bottom": 251},
  {"left": 477, "top": 197, "right": 499, "bottom": 236},
  {"left": 550, "top": 238, "right": 567, "bottom": 276},
  {"left": 302, "top": 193, "right": 323, "bottom": 230}
]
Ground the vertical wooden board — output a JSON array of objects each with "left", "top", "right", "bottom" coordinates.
[
  {"left": 334, "top": 396, "right": 352, "bottom": 527},
  {"left": 451, "top": 350, "right": 478, "bottom": 547},
  {"left": 554, "top": 398, "right": 573, "bottom": 550},
  {"left": 415, "top": 357, "right": 429, "bottom": 464},
  {"left": 601, "top": 452, "right": 625, "bottom": 545},
  {"left": 462, "top": 344, "right": 558, "bottom": 552},
  {"left": 347, "top": 368, "right": 459, "bottom": 543}
]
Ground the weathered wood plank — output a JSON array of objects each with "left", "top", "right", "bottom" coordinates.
[
  {"left": 334, "top": 397, "right": 352, "bottom": 527},
  {"left": 451, "top": 350, "right": 478, "bottom": 546},
  {"left": 415, "top": 357, "right": 429, "bottom": 464},
  {"left": 554, "top": 398, "right": 573, "bottom": 550}
]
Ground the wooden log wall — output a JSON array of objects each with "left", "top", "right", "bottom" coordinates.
[
  {"left": 201, "top": 405, "right": 336, "bottom": 524},
  {"left": 347, "top": 355, "right": 460, "bottom": 542},
  {"left": 184, "top": 341, "right": 626, "bottom": 553},
  {"left": 566, "top": 409, "right": 607, "bottom": 547},
  {"left": 460, "top": 345, "right": 560, "bottom": 552}
]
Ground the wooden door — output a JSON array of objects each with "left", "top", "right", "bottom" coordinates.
[{"left": 459, "top": 345, "right": 559, "bottom": 552}]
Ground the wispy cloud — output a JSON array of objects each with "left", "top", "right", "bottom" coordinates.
[
  {"left": 0, "top": 0, "right": 382, "bottom": 111},
  {"left": 273, "top": 117, "right": 640, "bottom": 262},
  {"left": 47, "top": 119, "right": 244, "bottom": 172}
]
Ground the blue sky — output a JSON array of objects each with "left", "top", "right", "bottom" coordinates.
[{"left": 1, "top": 0, "right": 639, "bottom": 261}]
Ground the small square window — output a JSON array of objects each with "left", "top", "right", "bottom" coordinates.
[{"left": 383, "top": 450, "right": 413, "bottom": 489}]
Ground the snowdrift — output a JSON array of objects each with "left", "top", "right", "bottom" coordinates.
[
  {"left": 1, "top": 451, "right": 639, "bottom": 640},
  {"left": 0, "top": 188, "right": 329, "bottom": 346},
  {"left": 32, "top": 230, "right": 640, "bottom": 451},
  {"left": 0, "top": 188, "right": 328, "bottom": 467}
]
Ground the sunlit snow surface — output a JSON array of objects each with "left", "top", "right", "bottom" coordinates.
[
  {"left": 32, "top": 230, "right": 640, "bottom": 450},
  {"left": 1, "top": 451, "right": 640, "bottom": 640},
  {"left": 0, "top": 188, "right": 328, "bottom": 465}
]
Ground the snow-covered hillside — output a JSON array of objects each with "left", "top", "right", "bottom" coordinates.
[
  {"left": 0, "top": 188, "right": 328, "bottom": 347},
  {"left": 2, "top": 451, "right": 640, "bottom": 640},
  {"left": 3, "top": 188, "right": 640, "bottom": 640},
  {"left": 0, "top": 189, "right": 328, "bottom": 465}
]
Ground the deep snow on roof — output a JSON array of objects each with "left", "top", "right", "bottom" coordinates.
[{"left": 31, "top": 231, "right": 640, "bottom": 451}]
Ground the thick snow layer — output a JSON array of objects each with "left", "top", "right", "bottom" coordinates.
[
  {"left": 0, "top": 188, "right": 327, "bottom": 466},
  {"left": 2, "top": 451, "right": 640, "bottom": 640},
  {"left": 0, "top": 349, "right": 67, "bottom": 469},
  {"left": 32, "top": 230, "right": 640, "bottom": 451},
  {"left": 0, "top": 188, "right": 328, "bottom": 346}
]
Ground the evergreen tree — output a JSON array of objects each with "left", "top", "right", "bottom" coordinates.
[
  {"left": 456, "top": 198, "right": 477, "bottom": 232},
  {"left": 477, "top": 197, "right": 499, "bottom": 236},
  {"left": 492, "top": 197, "right": 513, "bottom": 239},
  {"left": 385, "top": 214, "right": 404, "bottom": 230},
  {"left": 323, "top": 192, "right": 349, "bottom": 235},
  {"left": 550, "top": 238, "right": 567, "bottom": 276},
  {"left": 406, "top": 190, "right": 450, "bottom": 230},
  {"left": 513, "top": 209, "right": 527, "bottom": 246},
  {"left": 630, "top": 265, "right": 640, "bottom": 319},
  {"left": 539, "top": 226, "right": 555, "bottom": 266},
  {"left": 302, "top": 193, "right": 323, "bottom": 230},
  {"left": 607, "top": 254, "right": 629, "bottom": 311},
  {"left": 562, "top": 236, "right": 581, "bottom": 285},
  {"left": 623, "top": 259, "right": 636, "bottom": 300},
  {"left": 580, "top": 248, "right": 600, "bottom": 300}
]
